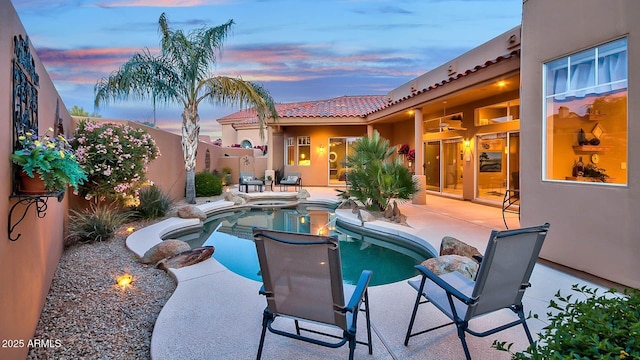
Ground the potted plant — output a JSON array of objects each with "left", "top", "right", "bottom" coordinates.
[{"left": 10, "top": 128, "right": 87, "bottom": 194}]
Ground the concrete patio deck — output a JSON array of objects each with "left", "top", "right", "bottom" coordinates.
[{"left": 131, "top": 187, "right": 611, "bottom": 360}]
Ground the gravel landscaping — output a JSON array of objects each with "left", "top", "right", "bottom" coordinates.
[{"left": 26, "top": 217, "right": 176, "bottom": 360}]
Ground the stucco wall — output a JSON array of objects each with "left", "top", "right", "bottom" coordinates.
[
  {"left": 69, "top": 117, "right": 257, "bottom": 200},
  {"left": 0, "top": 1, "right": 73, "bottom": 358},
  {"left": 521, "top": 0, "right": 640, "bottom": 288},
  {"left": 280, "top": 125, "right": 367, "bottom": 186}
]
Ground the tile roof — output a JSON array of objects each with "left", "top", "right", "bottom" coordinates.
[
  {"left": 219, "top": 49, "right": 519, "bottom": 125},
  {"left": 218, "top": 95, "right": 389, "bottom": 125},
  {"left": 381, "top": 50, "right": 520, "bottom": 109}
]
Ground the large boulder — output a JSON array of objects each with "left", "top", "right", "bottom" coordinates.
[
  {"left": 177, "top": 205, "right": 206, "bottom": 221},
  {"left": 421, "top": 255, "right": 480, "bottom": 280},
  {"left": 440, "top": 236, "right": 483, "bottom": 263},
  {"left": 140, "top": 239, "right": 191, "bottom": 264},
  {"left": 223, "top": 191, "right": 246, "bottom": 205},
  {"left": 157, "top": 246, "right": 215, "bottom": 271}
]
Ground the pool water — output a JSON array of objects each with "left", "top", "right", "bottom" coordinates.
[{"left": 181, "top": 205, "right": 432, "bottom": 286}]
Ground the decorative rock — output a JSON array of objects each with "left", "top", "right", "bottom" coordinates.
[
  {"left": 440, "top": 236, "right": 483, "bottom": 262},
  {"left": 421, "top": 255, "right": 480, "bottom": 280},
  {"left": 394, "top": 213, "right": 408, "bottom": 226},
  {"left": 157, "top": 246, "right": 215, "bottom": 270},
  {"left": 359, "top": 209, "right": 377, "bottom": 223},
  {"left": 384, "top": 204, "right": 393, "bottom": 219},
  {"left": 223, "top": 191, "right": 246, "bottom": 205},
  {"left": 177, "top": 205, "right": 206, "bottom": 221},
  {"left": 140, "top": 239, "right": 191, "bottom": 264},
  {"left": 392, "top": 201, "right": 400, "bottom": 217},
  {"left": 296, "top": 188, "right": 310, "bottom": 199}
]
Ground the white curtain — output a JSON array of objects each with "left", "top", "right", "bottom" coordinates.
[{"left": 547, "top": 38, "right": 627, "bottom": 99}]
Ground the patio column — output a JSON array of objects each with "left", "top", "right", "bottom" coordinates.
[
  {"left": 367, "top": 124, "right": 374, "bottom": 137},
  {"left": 265, "top": 126, "right": 275, "bottom": 182},
  {"left": 412, "top": 108, "right": 426, "bottom": 205},
  {"left": 267, "top": 126, "right": 274, "bottom": 170}
]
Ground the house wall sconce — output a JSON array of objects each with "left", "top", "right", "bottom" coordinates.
[
  {"left": 317, "top": 144, "right": 325, "bottom": 155},
  {"left": 463, "top": 140, "right": 472, "bottom": 162}
]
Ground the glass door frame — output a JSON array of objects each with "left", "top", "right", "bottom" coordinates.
[
  {"left": 327, "top": 137, "right": 359, "bottom": 186},
  {"left": 474, "top": 131, "right": 519, "bottom": 203},
  {"left": 423, "top": 137, "right": 464, "bottom": 198}
]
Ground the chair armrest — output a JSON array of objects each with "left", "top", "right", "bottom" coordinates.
[
  {"left": 415, "top": 264, "right": 475, "bottom": 305},
  {"left": 345, "top": 270, "right": 372, "bottom": 312}
]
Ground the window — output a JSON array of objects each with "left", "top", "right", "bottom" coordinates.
[
  {"left": 543, "top": 37, "right": 627, "bottom": 185},
  {"left": 285, "top": 136, "right": 311, "bottom": 166},
  {"left": 298, "top": 136, "right": 311, "bottom": 166},
  {"left": 476, "top": 100, "right": 519, "bottom": 125},
  {"left": 285, "top": 137, "right": 294, "bottom": 165}
]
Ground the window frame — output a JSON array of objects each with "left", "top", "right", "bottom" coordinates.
[{"left": 542, "top": 37, "right": 628, "bottom": 186}]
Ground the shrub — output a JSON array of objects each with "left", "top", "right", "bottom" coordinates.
[
  {"left": 337, "top": 130, "right": 419, "bottom": 212},
  {"left": 195, "top": 171, "right": 222, "bottom": 197},
  {"left": 65, "top": 205, "right": 131, "bottom": 247},
  {"left": 493, "top": 284, "right": 640, "bottom": 359},
  {"left": 221, "top": 167, "right": 232, "bottom": 186},
  {"left": 72, "top": 120, "right": 160, "bottom": 205},
  {"left": 133, "top": 185, "right": 173, "bottom": 219}
]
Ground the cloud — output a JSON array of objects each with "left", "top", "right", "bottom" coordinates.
[
  {"left": 36, "top": 47, "right": 151, "bottom": 84},
  {"left": 351, "top": 5, "right": 414, "bottom": 15},
  {"left": 94, "top": 0, "right": 228, "bottom": 7}
]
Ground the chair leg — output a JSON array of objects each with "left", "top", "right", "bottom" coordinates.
[
  {"left": 515, "top": 306, "right": 534, "bottom": 344},
  {"left": 456, "top": 323, "right": 472, "bottom": 360},
  {"left": 257, "top": 310, "right": 271, "bottom": 360},
  {"left": 364, "top": 290, "right": 373, "bottom": 354},
  {"left": 348, "top": 336, "right": 356, "bottom": 360},
  {"left": 404, "top": 284, "right": 424, "bottom": 345}
]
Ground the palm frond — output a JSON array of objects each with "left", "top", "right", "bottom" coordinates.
[
  {"left": 200, "top": 76, "right": 279, "bottom": 137},
  {"left": 94, "top": 49, "right": 183, "bottom": 108}
]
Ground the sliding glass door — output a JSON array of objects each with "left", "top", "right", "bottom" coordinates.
[{"left": 328, "top": 137, "right": 358, "bottom": 185}]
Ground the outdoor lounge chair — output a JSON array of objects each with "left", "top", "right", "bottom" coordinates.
[
  {"left": 239, "top": 172, "right": 264, "bottom": 193},
  {"left": 253, "top": 228, "right": 373, "bottom": 360},
  {"left": 279, "top": 172, "right": 302, "bottom": 191},
  {"left": 404, "top": 223, "right": 550, "bottom": 360}
]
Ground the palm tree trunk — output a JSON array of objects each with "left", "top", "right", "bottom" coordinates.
[{"left": 182, "top": 104, "right": 200, "bottom": 204}]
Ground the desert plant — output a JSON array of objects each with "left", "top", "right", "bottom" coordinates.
[
  {"left": 65, "top": 205, "right": 131, "bottom": 247},
  {"left": 493, "top": 284, "right": 640, "bottom": 359},
  {"left": 195, "top": 171, "right": 222, "bottom": 197},
  {"left": 72, "top": 120, "right": 160, "bottom": 205},
  {"left": 133, "top": 184, "right": 173, "bottom": 219},
  {"left": 337, "top": 131, "right": 419, "bottom": 212}
]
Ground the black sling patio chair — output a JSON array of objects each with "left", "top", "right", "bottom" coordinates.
[
  {"left": 404, "top": 223, "right": 550, "bottom": 360},
  {"left": 253, "top": 228, "right": 373, "bottom": 360}
]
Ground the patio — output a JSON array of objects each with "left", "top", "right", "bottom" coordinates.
[{"left": 145, "top": 188, "right": 609, "bottom": 359}]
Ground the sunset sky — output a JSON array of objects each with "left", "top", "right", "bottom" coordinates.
[{"left": 13, "top": 0, "right": 522, "bottom": 139}]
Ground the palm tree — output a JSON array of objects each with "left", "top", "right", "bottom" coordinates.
[
  {"left": 337, "top": 130, "right": 419, "bottom": 212},
  {"left": 94, "top": 13, "right": 278, "bottom": 204}
]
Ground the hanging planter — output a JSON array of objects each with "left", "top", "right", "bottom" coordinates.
[{"left": 10, "top": 128, "right": 87, "bottom": 194}]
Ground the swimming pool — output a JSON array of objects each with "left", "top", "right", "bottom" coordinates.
[{"left": 178, "top": 204, "right": 433, "bottom": 286}]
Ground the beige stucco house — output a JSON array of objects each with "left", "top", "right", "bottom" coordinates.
[
  {"left": 220, "top": 0, "right": 640, "bottom": 290},
  {"left": 2, "top": 0, "right": 640, "bottom": 358}
]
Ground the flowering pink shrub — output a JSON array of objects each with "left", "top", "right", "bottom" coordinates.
[{"left": 72, "top": 120, "right": 160, "bottom": 204}]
